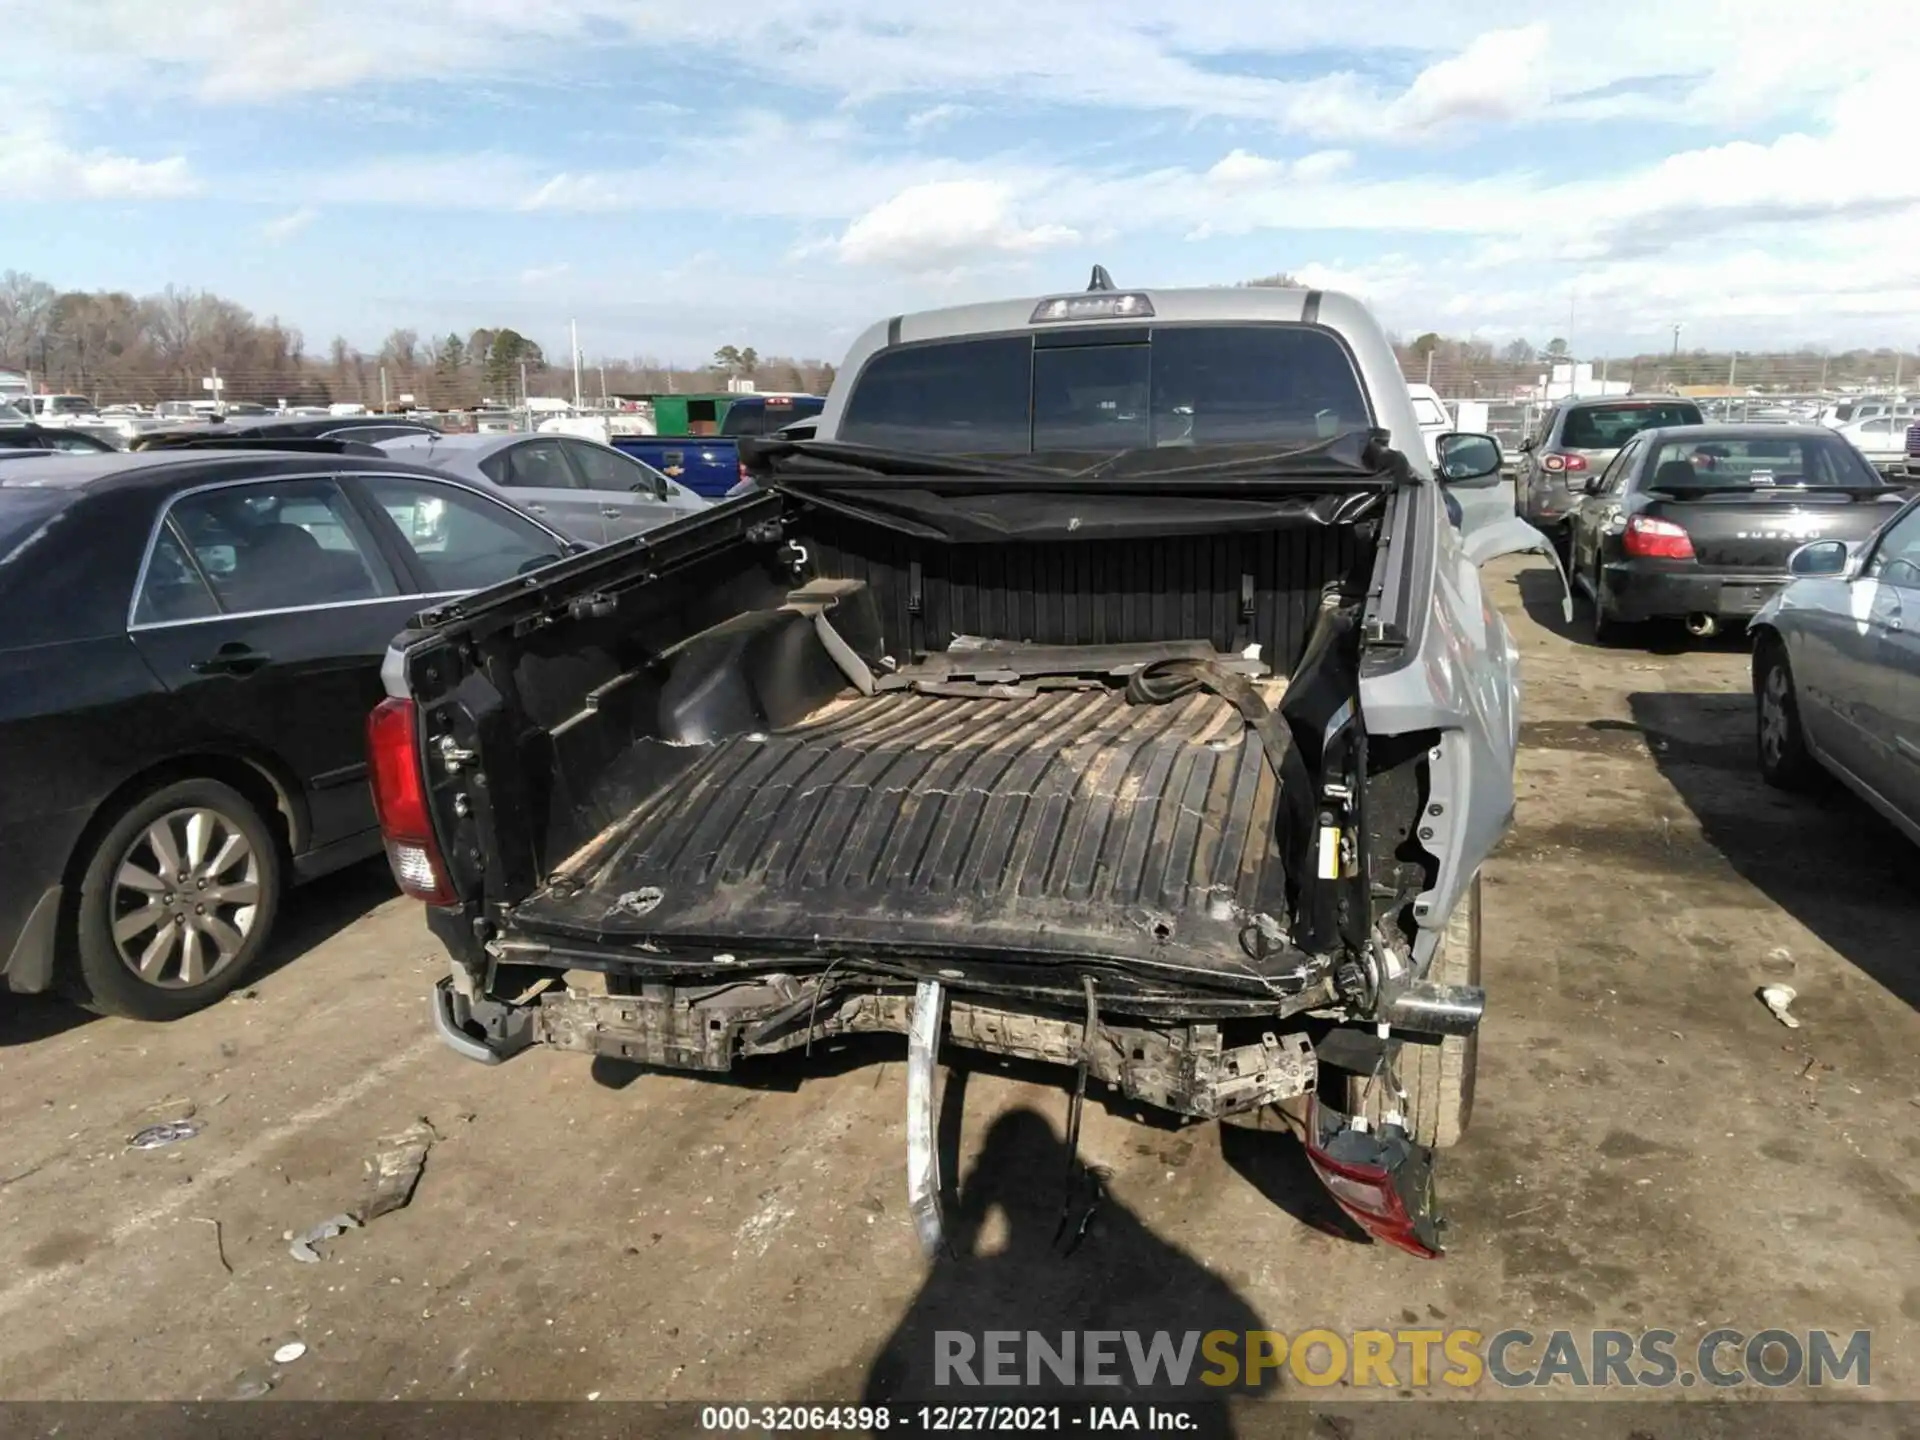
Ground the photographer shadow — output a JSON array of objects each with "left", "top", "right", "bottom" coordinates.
[{"left": 861, "top": 1097, "right": 1278, "bottom": 1436}]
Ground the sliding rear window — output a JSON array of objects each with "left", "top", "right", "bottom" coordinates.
[{"left": 837, "top": 325, "right": 1372, "bottom": 454}]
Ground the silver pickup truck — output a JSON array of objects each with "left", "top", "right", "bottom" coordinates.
[{"left": 374, "top": 273, "right": 1564, "bottom": 1257}]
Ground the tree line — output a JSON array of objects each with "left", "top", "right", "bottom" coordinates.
[
  {"left": 1243, "top": 271, "right": 1918, "bottom": 394},
  {"left": 0, "top": 271, "right": 837, "bottom": 409},
  {"left": 3, "top": 266, "right": 1908, "bottom": 409}
]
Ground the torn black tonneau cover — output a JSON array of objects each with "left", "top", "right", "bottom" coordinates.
[
  {"left": 769, "top": 485, "right": 1387, "bottom": 544},
  {"left": 739, "top": 427, "right": 1409, "bottom": 485},
  {"left": 737, "top": 431, "right": 1403, "bottom": 543}
]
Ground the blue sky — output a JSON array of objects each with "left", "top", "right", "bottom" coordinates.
[{"left": 3, "top": 1, "right": 1915, "bottom": 365}]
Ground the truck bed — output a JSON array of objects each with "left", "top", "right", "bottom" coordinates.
[{"left": 511, "top": 683, "right": 1283, "bottom": 973}]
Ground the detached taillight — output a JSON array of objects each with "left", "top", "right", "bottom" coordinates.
[
  {"left": 366, "top": 697, "right": 456, "bottom": 905},
  {"left": 1540, "top": 452, "right": 1588, "bottom": 474},
  {"left": 1303, "top": 1096, "right": 1444, "bottom": 1259},
  {"left": 1622, "top": 514, "right": 1696, "bottom": 559}
]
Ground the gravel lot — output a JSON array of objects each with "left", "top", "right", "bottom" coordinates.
[{"left": 2, "top": 556, "right": 1915, "bottom": 1412}]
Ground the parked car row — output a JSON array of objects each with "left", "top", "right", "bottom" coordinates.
[
  {"left": 0, "top": 426, "right": 710, "bottom": 1020},
  {"left": 1524, "top": 400, "right": 1920, "bottom": 850}
]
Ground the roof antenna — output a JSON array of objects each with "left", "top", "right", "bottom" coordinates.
[{"left": 1087, "top": 265, "right": 1116, "bottom": 292}]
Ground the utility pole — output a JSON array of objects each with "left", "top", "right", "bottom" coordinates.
[
  {"left": 1424, "top": 348, "right": 1434, "bottom": 387},
  {"left": 1670, "top": 323, "right": 1681, "bottom": 358},
  {"left": 519, "top": 360, "right": 529, "bottom": 417},
  {"left": 570, "top": 319, "right": 583, "bottom": 410},
  {"left": 1819, "top": 352, "right": 1829, "bottom": 391},
  {"left": 379, "top": 365, "right": 390, "bottom": 412},
  {"left": 1728, "top": 352, "right": 1739, "bottom": 391},
  {"left": 598, "top": 363, "right": 608, "bottom": 403}
]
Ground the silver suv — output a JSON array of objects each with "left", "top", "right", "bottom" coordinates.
[{"left": 1519, "top": 396, "right": 1704, "bottom": 542}]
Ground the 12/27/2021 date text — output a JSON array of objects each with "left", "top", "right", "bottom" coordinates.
[{"left": 701, "top": 1404, "right": 1200, "bottom": 1432}]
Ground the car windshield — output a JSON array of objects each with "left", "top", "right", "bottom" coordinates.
[
  {"left": 1410, "top": 396, "right": 1448, "bottom": 427},
  {"left": 836, "top": 324, "right": 1372, "bottom": 455},
  {"left": 1644, "top": 435, "right": 1888, "bottom": 491},
  {"left": 1561, "top": 403, "right": 1702, "bottom": 449},
  {"left": 47, "top": 397, "right": 91, "bottom": 415}
]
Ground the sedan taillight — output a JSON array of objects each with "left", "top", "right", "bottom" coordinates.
[{"left": 1622, "top": 514, "right": 1695, "bottom": 560}]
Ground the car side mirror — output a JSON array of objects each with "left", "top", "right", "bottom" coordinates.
[
  {"left": 1518, "top": 435, "right": 1536, "bottom": 452},
  {"left": 1435, "top": 432, "right": 1503, "bottom": 485},
  {"left": 1787, "top": 540, "right": 1850, "bottom": 578},
  {"left": 1581, "top": 475, "right": 1607, "bottom": 496}
]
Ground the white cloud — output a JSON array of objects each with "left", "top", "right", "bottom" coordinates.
[
  {"left": 905, "top": 103, "right": 972, "bottom": 134},
  {"left": 260, "top": 206, "right": 317, "bottom": 241},
  {"left": 1205, "top": 147, "right": 1354, "bottom": 192},
  {"left": 520, "top": 261, "right": 571, "bottom": 283},
  {"left": 8, "top": 1, "right": 1908, "bottom": 142},
  {"left": 831, "top": 180, "right": 1079, "bottom": 272},
  {"left": 6, "top": 2, "right": 1920, "bottom": 349},
  {"left": 0, "top": 123, "right": 197, "bottom": 200}
]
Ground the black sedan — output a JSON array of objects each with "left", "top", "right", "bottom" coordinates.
[
  {"left": 132, "top": 414, "right": 443, "bottom": 450},
  {"left": 0, "top": 447, "right": 585, "bottom": 1020},
  {"left": 1566, "top": 424, "right": 1912, "bottom": 644},
  {"left": 0, "top": 423, "right": 120, "bottom": 454}
]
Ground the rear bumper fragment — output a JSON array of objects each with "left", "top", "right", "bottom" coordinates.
[
  {"left": 431, "top": 976, "right": 537, "bottom": 1064},
  {"left": 522, "top": 982, "right": 1317, "bottom": 1121},
  {"left": 1601, "top": 565, "right": 1782, "bottom": 622}
]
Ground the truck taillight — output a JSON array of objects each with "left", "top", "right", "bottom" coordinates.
[
  {"left": 1302, "top": 1097, "right": 1443, "bottom": 1259},
  {"left": 367, "top": 697, "right": 456, "bottom": 905},
  {"left": 1540, "top": 452, "right": 1588, "bottom": 473},
  {"left": 1622, "top": 514, "right": 1695, "bottom": 560}
]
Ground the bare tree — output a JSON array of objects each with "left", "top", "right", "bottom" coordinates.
[{"left": 0, "top": 271, "right": 57, "bottom": 371}]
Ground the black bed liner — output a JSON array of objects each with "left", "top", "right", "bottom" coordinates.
[{"left": 510, "top": 684, "right": 1293, "bottom": 980}]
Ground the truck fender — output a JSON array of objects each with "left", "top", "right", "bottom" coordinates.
[{"left": 1462, "top": 516, "right": 1572, "bottom": 623}]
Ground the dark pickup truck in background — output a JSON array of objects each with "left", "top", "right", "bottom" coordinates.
[{"left": 612, "top": 394, "right": 824, "bottom": 498}]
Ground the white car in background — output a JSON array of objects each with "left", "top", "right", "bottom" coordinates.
[
  {"left": 1406, "top": 383, "right": 1453, "bottom": 464},
  {"left": 1835, "top": 413, "right": 1920, "bottom": 473},
  {"left": 14, "top": 394, "right": 98, "bottom": 424}
]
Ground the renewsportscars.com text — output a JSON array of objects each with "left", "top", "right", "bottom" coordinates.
[{"left": 934, "top": 1328, "right": 1871, "bottom": 1390}]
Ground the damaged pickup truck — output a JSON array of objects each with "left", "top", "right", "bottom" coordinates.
[{"left": 372, "top": 274, "right": 1565, "bottom": 1257}]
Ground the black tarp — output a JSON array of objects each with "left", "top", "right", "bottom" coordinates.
[{"left": 743, "top": 430, "right": 1405, "bottom": 543}]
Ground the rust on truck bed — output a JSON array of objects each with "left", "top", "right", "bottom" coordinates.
[{"left": 508, "top": 684, "right": 1295, "bottom": 983}]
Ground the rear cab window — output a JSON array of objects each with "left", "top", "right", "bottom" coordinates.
[
  {"left": 837, "top": 324, "right": 1371, "bottom": 454},
  {"left": 722, "top": 397, "right": 824, "bottom": 437}
]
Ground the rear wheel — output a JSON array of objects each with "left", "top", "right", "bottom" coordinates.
[
  {"left": 67, "top": 778, "right": 283, "bottom": 1021},
  {"left": 1756, "top": 640, "right": 1819, "bottom": 792},
  {"left": 1349, "top": 872, "right": 1481, "bottom": 1149}
]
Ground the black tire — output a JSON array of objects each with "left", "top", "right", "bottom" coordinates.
[
  {"left": 1349, "top": 873, "right": 1481, "bottom": 1149},
  {"left": 1756, "top": 640, "right": 1820, "bottom": 792},
  {"left": 1587, "top": 563, "right": 1647, "bottom": 648},
  {"left": 68, "top": 778, "right": 283, "bottom": 1021}
]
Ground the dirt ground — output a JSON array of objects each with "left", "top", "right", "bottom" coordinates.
[{"left": 2, "top": 555, "right": 1916, "bottom": 1415}]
